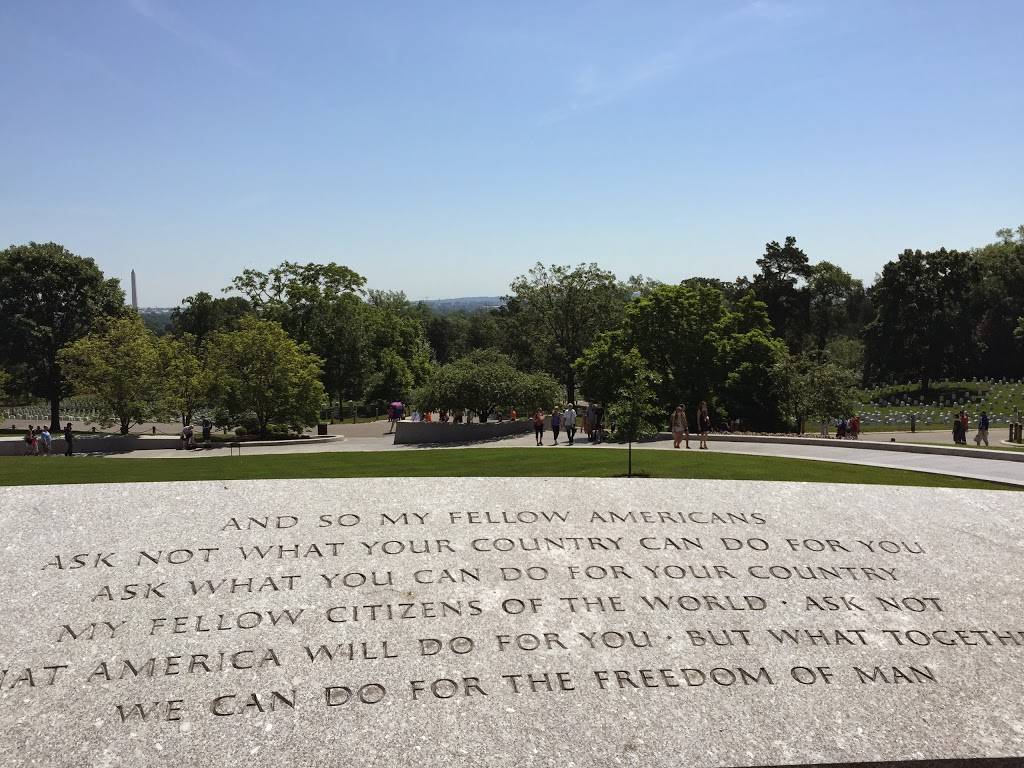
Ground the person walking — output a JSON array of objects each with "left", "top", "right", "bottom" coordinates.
[
  {"left": 584, "top": 403, "right": 596, "bottom": 442},
  {"left": 550, "top": 407, "right": 562, "bottom": 445},
  {"left": 975, "top": 411, "right": 990, "bottom": 447},
  {"left": 532, "top": 408, "right": 545, "bottom": 446},
  {"left": 202, "top": 418, "right": 212, "bottom": 448},
  {"left": 24, "top": 426, "right": 36, "bottom": 456},
  {"left": 959, "top": 410, "right": 969, "bottom": 444},
  {"left": 39, "top": 427, "right": 51, "bottom": 456},
  {"left": 563, "top": 403, "right": 577, "bottom": 445},
  {"left": 592, "top": 403, "right": 605, "bottom": 443},
  {"left": 698, "top": 401, "right": 710, "bottom": 450},
  {"left": 952, "top": 414, "right": 964, "bottom": 445},
  {"left": 63, "top": 422, "right": 74, "bottom": 456},
  {"left": 671, "top": 405, "right": 690, "bottom": 449}
]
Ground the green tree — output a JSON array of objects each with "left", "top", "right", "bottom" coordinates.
[
  {"left": 420, "top": 350, "right": 559, "bottom": 421},
  {"left": 578, "top": 282, "right": 788, "bottom": 430},
  {"left": 504, "top": 263, "right": 630, "bottom": 402},
  {"left": 57, "top": 315, "right": 162, "bottom": 434},
  {"left": 806, "top": 261, "right": 865, "bottom": 351},
  {"left": 776, "top": 353, "right": 859, "bottom": 432},
  {"left": 158, "top": 335, "right": 215, "bottom": 426},
  {"left": 751, "top": 236, "right": 812, "bottom": 350},
  {"left": 824, "top": 337, "right": 865, "bottom": 379},
  {"left": 863, "top": 248, "right": 979, "bottom": 390},
  {"left": 169, "top": 292, "right": 252, "bottom": 343},
  {"left": 622, "top": 282, "right": 729, "bottom": 411},
  {"left": 574, "top": 330, "right": 647, "bottom": 406},
  {"left": 716, "top": 328, "right": 789, "bottom": 429},
  {"left": 0, "top": 367, "right": 11, "bottom": 405},
  {"left": 972, "top": 227, "right": 1024, "bottom": 379},
  {"left": 606, "top": 352, "right": 662, "bottom": 477},
  {"left": 0, "top": 242, "right": 126, "bottom": 430},
  {"left": 363, "top": 348, "right": 414, "bottom": 406},
  {"left": 206, "top": 317, "right": 326, "bottom": 436},
  {"left": 314, "top": 293, "right": 374, "bottom": 406}
]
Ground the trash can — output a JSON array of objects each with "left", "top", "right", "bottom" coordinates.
[{"left": 317, "top": 424, "right": 328, "bottom": 436}]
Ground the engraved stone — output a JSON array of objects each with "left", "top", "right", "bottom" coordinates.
[{"left": 0, "top": 479, "right": 1021, "bottom": 767}]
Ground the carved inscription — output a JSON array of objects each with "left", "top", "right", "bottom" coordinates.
[{"left": 7, "top": 501, "right": 1022, "bottom": 730}]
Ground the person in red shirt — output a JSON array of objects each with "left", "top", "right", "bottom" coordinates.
[{"left": 532, "top": 409, "right": 545, "bottom": 446}]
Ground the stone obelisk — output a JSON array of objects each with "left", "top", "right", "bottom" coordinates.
[{"left": 131, "top": 269, "right": 138, "bottom": 310}]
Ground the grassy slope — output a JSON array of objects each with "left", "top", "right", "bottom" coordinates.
[
  {"left": 858, "top": 379, "right": 1024, "bottom": 431},
  {"left": 0, "top": 448, "right": 1017, "bottom": 490}
]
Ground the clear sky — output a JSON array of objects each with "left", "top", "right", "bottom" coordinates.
[{"left": 2, "top": 1, "right": 1022, "bottom": 306}]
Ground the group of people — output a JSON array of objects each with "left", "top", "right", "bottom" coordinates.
[
  {"left": 670, "top": 401, "right": 711, "bottom": 450},
  {"left": 22, "top": 423, "right": 74, "bottom": 456},
  {"left": 409, "top": 409, "right": 469, "bottom": 424},
  {"left": 953, "top": 410, "right": 990, "bottom": 447},
  {"left": 817, "top": 415, "right": 861, "bottom": 439},
  {"left": 531, "top": 403, "right": 611, "bottom": 446}
]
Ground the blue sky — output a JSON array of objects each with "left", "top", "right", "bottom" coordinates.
[{"left": 2, "top": 0, "right": 1021, "bottom": 306}]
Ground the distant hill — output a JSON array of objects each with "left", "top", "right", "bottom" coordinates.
[{"left": 418, "top": 296, "right": 504, "bottom": 313}]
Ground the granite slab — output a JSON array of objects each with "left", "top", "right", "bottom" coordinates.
[{"left": 0, "top": 478, "right": 1021, "bottom": 767}]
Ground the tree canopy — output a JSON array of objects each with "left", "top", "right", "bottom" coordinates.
[
  {"left": 420, "top": 350, "right": 560, "bottom": 421},
  {"left": 205, "top": 317, "right": 326, "bottom": 436},
  {"left": 0, "top": 242, "right": 125, "bottom": 429}
]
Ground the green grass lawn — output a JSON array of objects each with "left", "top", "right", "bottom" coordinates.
[{"left": 0, "top": 448, "right": 1017, "bottom": 490}]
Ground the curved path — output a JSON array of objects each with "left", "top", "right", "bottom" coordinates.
[{"left": 105, "top": 430, "right": 1024, "bottom": 488}]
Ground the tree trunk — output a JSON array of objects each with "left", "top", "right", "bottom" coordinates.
[
  {"left": 565, "top": 370, "right": 576, "bottom": 406},
  {"left": 120, "top": 416, "right": 130, "bottom": 435},
  {"left": 49, "top": 389, "right": 61, "bottom": 433},
  {"left": 47, "top": 363, "right": 61, "bottom": 431}
]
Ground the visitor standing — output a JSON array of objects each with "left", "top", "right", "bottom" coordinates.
[
  {"left": 202, "top": 418, "right": 212, "bottom": 447},
  {"left": 550, "top": 408, "right": 561, "bottom": 445},
  {"left": 959, "top": 410, "right": 969, "bottom": 444},
  {"left": 952, "top": 415, "right": 964, "bottom": 445},
  {"left": 39, "top": 427, "right": 51, "bottom": 456},
  {"left": 532, "top": 409, "right": 545, "bottom": 446},
  {"left": 563, "top": 403, "right": 577, "bottom": 445},
  {"left": 851, "top": 414, "right": 860, "bottom": 440},
  {"left": 24, "top": 426, "right": 36, "bottom": 456},
  {"left": 975, "top": 411, "right": 990, "bottom": 447},
  {"left": 585, "top": 403, "right": 596, "bottom": 441},
  {"left": 671, "top": 405, "right": 690, "bottom": 449},
  {"left": 698, "top": 401, "right": 710, "bottom": 450},
  {"left": 64, "top": 423, "right": 74, "bottom": 456}
]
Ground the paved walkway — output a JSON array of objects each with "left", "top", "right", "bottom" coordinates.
[{"left": 101, "top": 428, "right": 1024, "bottom": 487}]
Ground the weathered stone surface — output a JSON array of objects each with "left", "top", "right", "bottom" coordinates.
[{"left": 0, "top": 478, "right": 1021, "bottom": 767}]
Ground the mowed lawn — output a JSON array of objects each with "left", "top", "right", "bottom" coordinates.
[{"left": 0, "top": 448, "right": 1018, "bottom": 490}]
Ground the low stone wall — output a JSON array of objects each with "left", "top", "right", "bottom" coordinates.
[
  {"left": 0, "top": 434, "right": 343, "bottom": 456},
  {"left": 394, "top": 420, "right": 538, "bottom": 444}
]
